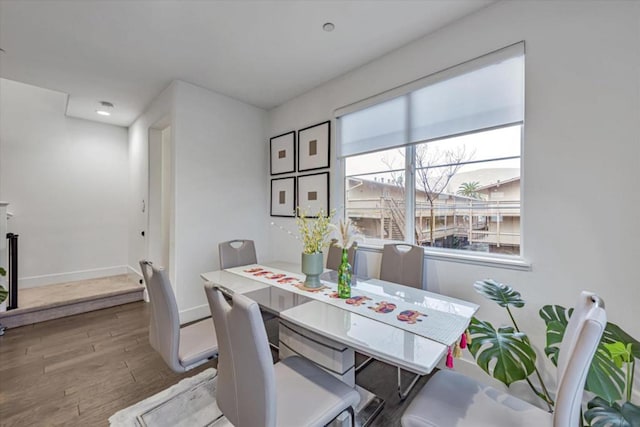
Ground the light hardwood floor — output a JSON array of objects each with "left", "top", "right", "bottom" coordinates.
[{"left": 0, "top": 301, "right": 430, "bottom": 426}]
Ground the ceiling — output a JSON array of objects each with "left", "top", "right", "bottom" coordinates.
[{"left": 0, "top": 0, "right": 494, "bottom": 127}]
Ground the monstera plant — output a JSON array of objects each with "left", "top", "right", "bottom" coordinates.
[
  {"left": 468, "top": 279, "right": 640, "bottom": 426},
  {"left": 0, "top": 267, "right": 7, "bottom": 305}
]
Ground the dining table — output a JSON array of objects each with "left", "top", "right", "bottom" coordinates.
[{"left": 201, "top": 261, "right": 479, "bottom": 427}]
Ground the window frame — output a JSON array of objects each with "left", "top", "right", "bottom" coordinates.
[{"left": 334, "top": 43, "right": 530, "bottom": 270}]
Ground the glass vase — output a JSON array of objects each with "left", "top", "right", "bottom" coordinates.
[{"left": 337, "top": 248, "right": 352, "bottom": 298}]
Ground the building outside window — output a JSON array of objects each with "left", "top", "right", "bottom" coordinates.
[{"left": 338, "top": 43, "right": 524, "bottom": 258}]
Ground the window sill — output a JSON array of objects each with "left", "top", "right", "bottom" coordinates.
[{"left": 357, "top": 243, "right": 532, "bottom": 271}]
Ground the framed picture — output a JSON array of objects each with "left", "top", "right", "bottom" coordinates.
[
  {"left": 270, "top": 131, "right": 296, "bottom": 175},
  {"left": 297, "top": 172, "right": 329, "bottom": 217},
  {"left": 270, "top": 177, "right": 296, "bottom": 217},
  {"left": 297, "top": 121, "right": 330, "bottom": 172}
]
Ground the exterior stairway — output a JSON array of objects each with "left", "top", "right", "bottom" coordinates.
[{"left": 0, "top": 275, "right": 145, "bottom": 329}]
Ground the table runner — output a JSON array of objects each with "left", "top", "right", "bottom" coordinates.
[{"left": 225, "top": 264, "right": 470, "bottom": 346}]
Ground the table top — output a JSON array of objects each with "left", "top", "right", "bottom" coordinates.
[{"left": 201, "top": 261, "right": 478, "bottom": 375}]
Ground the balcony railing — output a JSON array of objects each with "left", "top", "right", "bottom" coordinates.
[{"left": 346, "top": 197, "right": 521, "bottom": 253}]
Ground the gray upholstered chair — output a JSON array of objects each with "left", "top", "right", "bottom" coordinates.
[
  {"left": 139, "top": 260, "right": 218, "bottom": 373},
  {"left": 379, "top": 243, "right": 424, "bottom": 289},
  {"left": 326, "top": 239, "right": 357, "bottom": 271},
  {"left": 401, "top": 292, "right": 607, "bottom": 427},
  {"left": 204, "top": 283, "right": 360, "bottom": 427},
  {"left": 218, "top": 239, "right": 257, "bottom": 269},
  {"left": 359, "top": 243, "right": 425, "bottom": 400},
  {"left": 217, "top": 238, "right": 278, "bottom": 350}
]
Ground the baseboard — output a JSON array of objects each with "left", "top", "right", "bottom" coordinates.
[
  {"left": 18, "top": 265, "right": 129, "bottom": 289},
  {"left": 128, "top": 265, "right": 142, "bottom": 277},
  {"left": 180, "top": 303, "right": 211, "bottom": 324}
]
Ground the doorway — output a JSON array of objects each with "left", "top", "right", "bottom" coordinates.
[{"left": 147, "top": 120, "right": 173, "bottom": 285}]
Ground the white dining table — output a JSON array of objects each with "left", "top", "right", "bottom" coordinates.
[{"left": 201, "top": 261, "right": 479, "bottom": 426}]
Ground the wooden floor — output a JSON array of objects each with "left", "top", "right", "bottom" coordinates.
[{"left": 0, "top": 301, "right": 431, "bottom": 426}]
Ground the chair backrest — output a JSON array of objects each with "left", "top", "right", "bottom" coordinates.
[
  {"left": 204, "top": 284, "right": 276, "bottom": 427},
  {"left": 326, "top": 239, "right": 357, "bottom": 271},
  {"left": 139, "top": 260, "right": 182, "bottom": 372},
  {"left": 553, "top": 293, "right": 606, "bottom": 427},
  {"left": 379, "top": 244, "right": 424, "bottom": 289},
  {"left": 218, "top": 239, "right": 258, "bottom": 269}
]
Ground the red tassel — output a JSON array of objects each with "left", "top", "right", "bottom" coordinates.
[
  {"left": 460, "top": 332, "right": 467, "bottom": 349},
  {"left": 446, "top": 346, "right": 454, "bottom": 369}
]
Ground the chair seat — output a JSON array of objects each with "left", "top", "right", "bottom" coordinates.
[
  {"left": 402, "top": 370, "right": 552, "bottom": 427},
  {"left": 178, "top": 318, "right": 218, "bottom": 369},
  {"left": 274, "top": 356, "right": 361, "bottom": 427}
]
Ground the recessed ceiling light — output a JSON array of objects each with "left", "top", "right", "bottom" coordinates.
[
  {"left": 96, "top": 101, "right": 114, "bottom": 116},
  {"left": 322, "top": 22, "right": 335, "bottom": 32}
]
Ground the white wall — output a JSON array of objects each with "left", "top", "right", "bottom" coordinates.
[
  {"left": 267, "top": 0, "right": 640, "bottom": 401},
  {"left": 172, "top": 81, "right": 268, "bottom": 321},
  {"left": 0, "top": 78, "right": 129, "bottom": 287},
  {"left": 128, "top": 80, "right": 268, "bottom": 322}
]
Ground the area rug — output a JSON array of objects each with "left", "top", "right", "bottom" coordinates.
[{"left": 109, "top": 368, "right": 232, "bottom": 427}]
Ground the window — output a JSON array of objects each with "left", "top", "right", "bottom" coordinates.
[{"left": 338, "top": 43, "right": 524, "bottom": 258}]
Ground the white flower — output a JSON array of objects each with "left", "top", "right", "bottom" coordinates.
[{"left": 332, "top": 219, "right": 363, "bottom": 249}]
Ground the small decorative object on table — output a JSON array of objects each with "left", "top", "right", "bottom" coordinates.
[
  {"left": 297, "top": 207, "right": 335, "bottom": 288},
  {"left": 331, "top": 219, "right": 362, "bottom": 299}
]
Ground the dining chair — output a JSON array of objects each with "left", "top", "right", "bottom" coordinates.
[
  {"left": 218, "top": 239, "right": 257, "bottom": 269},
  {"left": 217, "top": 239, "right": 279, "bottom": 351},
  {"left": 326, "top": 239, "right": 357, "bottom": 271},
  {"left": 401, "top": 291, "right": 607, "bottom": 427},
  {"left": 139, "top": 260, "right": 218, "bottom": 373},
  {"left": 379, "top": 243, "right": 424, "bottom": 289},
  {"left": 358, "top": 243, "right": 425, "bottom": 400},
  {"left": 204, "top": 283, "right": 361, "bottom": 427}
]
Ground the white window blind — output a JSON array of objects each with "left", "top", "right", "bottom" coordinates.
[{"left": 337, "top": 42, "right": 524, "bottom": 158}]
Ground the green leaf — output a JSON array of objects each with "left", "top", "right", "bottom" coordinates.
[
  {"left": 585, "top": 397, "right": 640, "bottom": 427},
  {"left": 473, "top": 279, "right": 525, "bottom": 308},
  {"left": 0, "top": 286, "right": 6, "bottom": 304},
  {"left": 0, "top": 266, "right": 6, "bottom": 276},
  {"left": 605, "top": 342, "right": 632, "bottom": 368},
  {"left": 467, "top": 317, "right": 536, "bottom": 386},
  {"left": 540, "top": 304, "right": 625, "bottom": 403},
  {"left": 603, "top": 323, "right": 640, "bottom": 360},
  {"left": 540, "top": 305, "right": 572, "bottom": 366},
  {"left": 587, "top": 347, "right": 626, "bottom": 403}
]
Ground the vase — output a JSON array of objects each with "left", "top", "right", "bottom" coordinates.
[
  {"left": 301, "top": 252, "right": 324, "bottom": 288},
  {"left": 337, "top": 248, "right": 352, "bottom": 298}
]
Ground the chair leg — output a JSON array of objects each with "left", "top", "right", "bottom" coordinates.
[
  {"left": 355, "top": 356, "right": 374, "bottom": 373},
  {"left": 349, "top": 405, "right": 355, "bottom": 427},
  {"left": 397, "top": 367, "right": 421, "bottom": 401}
]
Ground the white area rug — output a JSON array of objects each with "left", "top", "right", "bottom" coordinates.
[{"left": 109, "top": 368, "right": 232, "bottom": 427}]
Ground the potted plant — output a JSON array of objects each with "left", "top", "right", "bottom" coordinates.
[
  {"left": 467, "top": 279, "right": 640, "bottom": 426},
  {"left": 296, "top": 208, "right": 335, "bottom": 288},
  {"left": 0, "top": 267, "right": 8, "bottom": 312}
]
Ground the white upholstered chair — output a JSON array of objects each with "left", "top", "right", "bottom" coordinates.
[
  {"left": 218, "top": 239, "right": 257, "bottom": 269},
  {"left": 139, "top": 260, "right": 218, "bottom": 372},
  {"left": 401, "top": 291, "right": 607, "bottom": 427},
  {"left": 204, "top": 283, "right": 361, "bottom": 427},
  {"left": 360, "top": 243, "right": 425, "bottom": 400}
]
